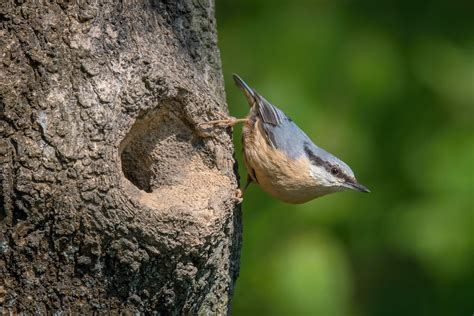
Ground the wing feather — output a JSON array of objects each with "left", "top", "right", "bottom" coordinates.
[
  {"left": 254, "top": 93, "right": 286, "bottom": 126},
  {"left": 233, "top": 74, "right": 310, "bottom": 159}
]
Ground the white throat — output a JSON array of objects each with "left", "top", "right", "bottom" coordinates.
[{"left": 309, "top": 165, "right": 339, "bottom": 189}]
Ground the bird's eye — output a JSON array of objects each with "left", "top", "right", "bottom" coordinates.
[{"left": 330, "top": 167, "right": 339, "bottom": 175}]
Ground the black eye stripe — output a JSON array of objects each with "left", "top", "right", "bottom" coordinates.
[
  {"left": 304, "top": 143, "right": 324, "bottom": 166},
  {"left": 304, "top": 144, "right": 338, "bottom": 174},
  {"left": 304, "top": 143, "right": 354, "bottom": 182}
]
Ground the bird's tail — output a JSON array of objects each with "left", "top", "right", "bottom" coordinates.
[{"left": 233, "top": 74, "right": 256, "bottom": 107}]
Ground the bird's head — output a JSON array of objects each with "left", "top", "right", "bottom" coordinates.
[{"left": 304, "top": 144, "right": 369, "bottom": 194}]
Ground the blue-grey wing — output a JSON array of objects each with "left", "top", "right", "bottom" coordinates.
[
  {"left": 263, "top": 119, "right": 312, "bottom": 159},
  {"left": 232, "top": 74, "right": 334, "bottom": 161},
  {"left": 264, "top": 118, "right": 340, "bottom": 165},
  {"left": 255, "top": 94, "right": 336, "bottom": 162},
  {"left": 254, "top": 93, "right": 286, "bottom": 126},
  {"left": 251, "top": 91, "right": 311, "bottom": 159},
  {"left": 233, "top": 74, "right": 286, "bottom": 126}
]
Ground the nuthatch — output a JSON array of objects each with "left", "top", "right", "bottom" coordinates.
[{"left": 202, "top": 74, "right": 369, "bottom": 204}]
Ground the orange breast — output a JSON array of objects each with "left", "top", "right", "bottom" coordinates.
[{"left": 242, "top": 118, "right": 323, "bottom": 204}]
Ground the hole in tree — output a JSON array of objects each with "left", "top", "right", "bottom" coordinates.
[
  {"left": 119, "top": 106, "right": 236, "bottom": 211},
  {"left": 119, "top": 107, "right": 200, "bottom": 194},
  {"left": 121, "top": 146, "right": 153, "bottom": 193},
  {"left": 120, "top": 110, "right": 162, "bottom": 193}
]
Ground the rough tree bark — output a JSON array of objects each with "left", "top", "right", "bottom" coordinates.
[{"left": 0, "top": 0, "right": 242, "bottom": 314}]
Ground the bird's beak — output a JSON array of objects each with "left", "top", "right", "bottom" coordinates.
[{"left": 344, "top": 181, "right": 370, "bottom": 193}]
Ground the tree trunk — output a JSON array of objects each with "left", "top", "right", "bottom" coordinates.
[{"left": 0, "top": 0, "right": 242, "bottom": 314}]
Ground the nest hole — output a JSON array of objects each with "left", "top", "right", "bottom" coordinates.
[
  {"left": 119, "top": 107, "right": 233, "bottom": 211},
  {"left": 120, "top": 108, "right": 201, "bottom": 193}
]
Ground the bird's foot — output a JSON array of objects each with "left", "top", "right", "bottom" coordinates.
[
  {"left": 234, "top": 188, "right": 243, "bottom": 204},
  {"left": 199, "top": 117, "right": 248, "bottom": 128}
]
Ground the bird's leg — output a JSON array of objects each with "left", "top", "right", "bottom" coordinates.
[
  {"left": 199, "top": 116, "right": 248, "bottom": 128},
  {"left": 233, "top": 175, "right": 252, "bottom": 204},
  {"left": 243, "top": 175, "right": 253, "bottom": 192}
]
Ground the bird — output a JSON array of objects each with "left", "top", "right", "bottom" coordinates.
[{"left": 201, "top": 74, "right": 369, "bottom": 204}]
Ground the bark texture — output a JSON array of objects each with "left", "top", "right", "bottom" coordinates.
[{"left": 0, "top": 0, "right": 241, "bottom": 314}]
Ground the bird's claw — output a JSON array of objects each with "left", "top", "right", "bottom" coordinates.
[
  {"left": 234, "top": 188, "right": 243, "bottom": 204},
  {"left": 199, "top": 117, "right": 248, "bottom": 128},
  {"left": 199, "top": 118, "right": 234, "bottom": 128}
]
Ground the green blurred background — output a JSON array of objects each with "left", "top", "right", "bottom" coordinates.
[{"left": 216, "top": 1, "right": 474, "bottom": 315}]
